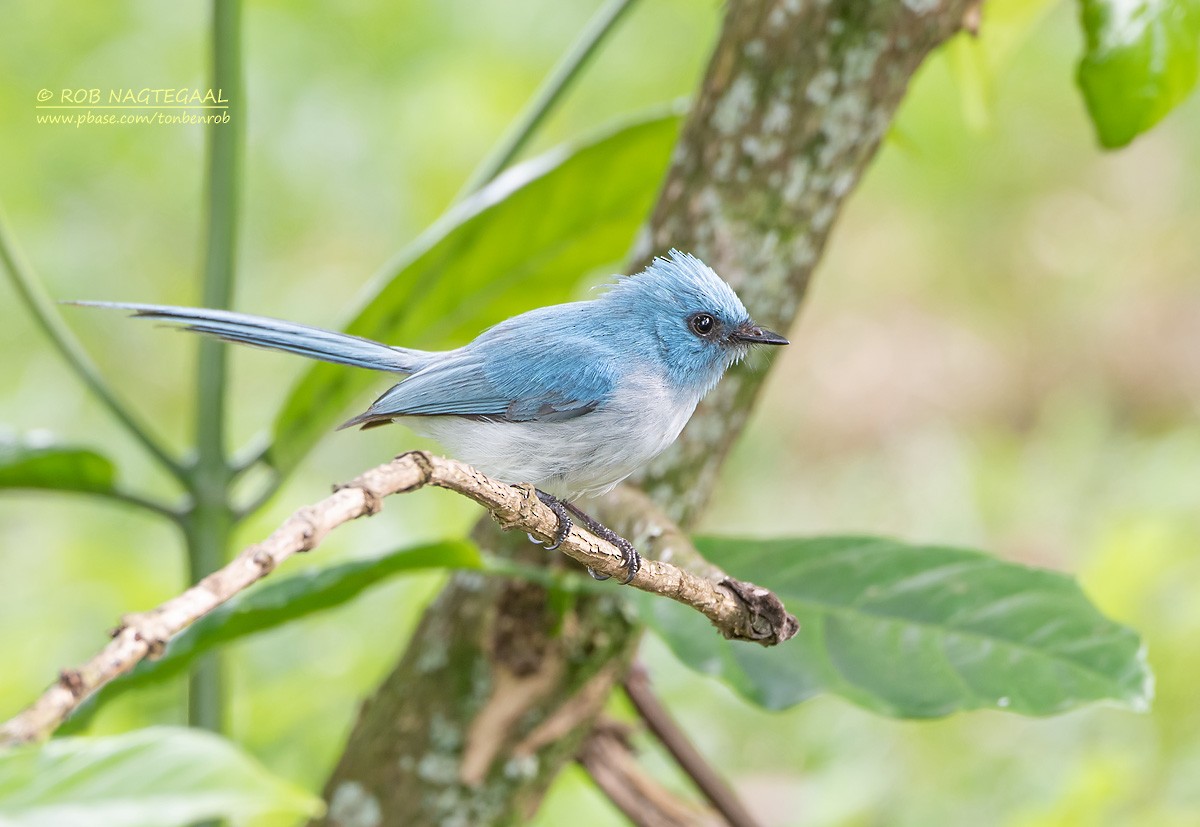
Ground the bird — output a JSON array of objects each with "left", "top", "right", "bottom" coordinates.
[{"left": 76, "top": 250, "right": 788, "bottom": 583}]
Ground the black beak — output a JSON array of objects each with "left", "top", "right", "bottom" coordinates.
[{"left": 730, "top": 321, "right": 789, "bottom": 346}]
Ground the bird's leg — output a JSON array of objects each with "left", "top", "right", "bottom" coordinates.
[
  {"left": 527, "top": 490, "right": 641, "bottom": 585},
  {"left": 532, "top": 489, "right": 572, "bottom": 551},
  {"left": 562, "top": 501, "right": 641, "bottom": 585}
]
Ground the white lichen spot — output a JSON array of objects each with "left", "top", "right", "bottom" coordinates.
[
  {"left": 996, "top": 696, "right": 1011, "bottom": 708},
  {"left": 416, "top": 752, "right": 460, "bottom": 785},
  {"left": 470, "top": 657, "right": 492, "bottom": 703},
  {"left": 811, "top": 202, "right": 836, "bottom": 232},
  {"left": 761, "top": 230, "right": 780, "bottom": 260},
  {"left": 455, "top": 570, "right": 486, "bottom": 593},
  {"left": 819, "top": 90, "right": 871, "bottom": 165},
  {"left": 695, "top": 186, "right": 725, "bottom": 225},
  {"left": 828, "top": 18, "right": 845, "bottom": 35},
  {"left": 427, "top": 788, "right": 471, "bottom": 827},
  {"left": 762, "top": 99, "right": 792, "bottom": 135},
  {"left": 415, "top": 642, "right": 449, "bottom": 674},
  {"left": 328, "top": 781, "right": 383, "bottom": 827},
  {"left": 902, "top": 0, "right": 941, "bottom": 14},
  {"left": 428, "top": 712, "right": 462, "bottom": 752},
  {"left": 843, "top": 33, "right": 887, "bottom": 84},
  {"left": 830, "top": 169, "right": 856, "bottom": 198},
  {"left": 805, "top": 68, "right": 838, "bottom": 107},
  {"left": 791, "top": 234, "right": 817, "bottom": 268},
  {"left": 781, "top": 157, "right": 811, "bottom": 208},
  {"left": 868, "top": 107, "right": 893, "bottom": 144},
  {"left": 742, "top": 135, "right": 783, "bottom": 165},
  {"left": 711, "top": 74, "right": 758, "bottom": 135},
  {"left": 504, "top": 754, "right": 540, "bottom": 780},
  {"left": 767, "top": 5, "right": 789, "bottom": 30},
  {"left": 744, "top": 39, "right": 766, "bottom": 59},
  {"left": 712, "top": 142, "right": 737, "bottom": 181}
]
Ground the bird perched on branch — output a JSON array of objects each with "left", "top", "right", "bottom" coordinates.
[{"left": 77, "top": 250, "right": 787, "bottom": 582}]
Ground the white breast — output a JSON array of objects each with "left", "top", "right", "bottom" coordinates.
[{"left": 401, "top": 369, "right": 701, "bottom": 501}]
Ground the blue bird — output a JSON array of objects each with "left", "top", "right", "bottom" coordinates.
[{"left": 77, "top": 250, "right": 787, "bottom": 582}]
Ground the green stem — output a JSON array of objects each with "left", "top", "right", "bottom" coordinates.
[
  {"left": 184, "top": 513, "right": 232, "bottom": 731},
  {"left": 109, "top": 488, "right": 182, "bottom": 521},
  {"left": 456, "top": 0, "right": 639, "bottom": 198},
  {"left": 0, "top": 207, "right": 189, "bottom": 487},
  {"left": 188, "top": 0, "right": 243, "bottom": 735}
]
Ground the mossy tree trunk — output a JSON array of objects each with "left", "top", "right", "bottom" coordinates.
[{"left": 313, "top": 1, "right": 972, "bottom": 824}]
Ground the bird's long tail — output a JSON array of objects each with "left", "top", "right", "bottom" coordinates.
[{"left": 73, "top": 302, "right": 434, "bottom": 374}]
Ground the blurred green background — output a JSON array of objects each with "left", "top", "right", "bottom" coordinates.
[{"left": 2, "top": 0, "right": 1198, "bottom": 824}]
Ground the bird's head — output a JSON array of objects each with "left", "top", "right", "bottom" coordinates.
[{"left": 603, "top": 250, "right": 788, "bottom": 391}]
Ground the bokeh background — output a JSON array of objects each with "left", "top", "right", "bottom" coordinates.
[{"left": 2, "top": 0, "right": 1199, "bottom": 824}]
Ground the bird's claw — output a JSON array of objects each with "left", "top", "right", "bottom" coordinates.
[
  {"left": 587, "top": 537, "right": 640, "bottom": 584},
  {"left": 534, "top": 490, "right": 572, "bottom": 551},
  {"left": 562, "top": 501, "right": 640, "bottom": 585},
  {"left": 531, "top": 490, "right": 641, "bottom": 585}
]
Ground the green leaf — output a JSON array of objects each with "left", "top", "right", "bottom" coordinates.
[
  {"left": 644, "top": 536, "right": 1153, "bottom": 718},
  {"left": 267, "top": 110, "right": 681, "bottom": 475},
  {"left": 60, "top": 540, "right": 481, "bottom": 733},
  {"left": 0, "top": 437, "right": 116, "bottom": 494},
  {"left": 0, "top": 727, "right": 322, "bottom": 826},
  {"left": 1077, "top": 0, "right": 1200, "bottom": 148}
]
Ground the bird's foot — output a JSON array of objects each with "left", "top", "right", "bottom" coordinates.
[
  {"left": 525, "top": 490, "right": 641, "bottom": 584},
  {"left": 532, "top": 489, "right": 572, "bottom": 551},
  {"left": 563, "top": 502, "right": 641, "bottom": 585}
]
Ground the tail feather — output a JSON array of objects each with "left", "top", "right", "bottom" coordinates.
[{"left": 72, "top": 302, "right": 433, "bottom": 374}]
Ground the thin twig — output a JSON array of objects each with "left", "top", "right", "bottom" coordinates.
[
  {"left": 0, "top": 451, "right": 797, "bottom": 747},
  {"left": 625, "top": 663, "right": 762, "bottom": 827},
  {"left": 108, "top": 488, "right": 183, "bottom": 522},
  {"left": 456, "top": 0, "right": 640, "bottom": 198},
  {"left": 578, "top": 718, "right": 724, "bottom": 827},
  {"left": 0, "top": 206, "right": 189, "bottom": 487}
]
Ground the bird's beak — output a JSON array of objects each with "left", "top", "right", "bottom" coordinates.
[{"left": 730, "top": 321, "right": 789, "bottom": 346}]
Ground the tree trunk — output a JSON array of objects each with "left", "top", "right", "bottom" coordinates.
[{"left": 314, "top": 1, "right": 972, "bottom": 824}]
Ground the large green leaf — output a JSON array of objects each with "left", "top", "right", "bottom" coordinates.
[
  {"left": 0, "top": 727, "right": 321, "bottom": 826},
  {"left": 0, "top": 437, "right": 116, "bottom": 494},
  {"left": 60, "top": 540, "right": 481, "bottom": 733},
  {"left": 1077, "top": 0, "right": 1200, "bottom": 148},
  {"left": 268, "top": 111, "right": 682, "bottom": 475},
  {"left": 644, "top": 536, "right": 1152, "bottom": 718}
]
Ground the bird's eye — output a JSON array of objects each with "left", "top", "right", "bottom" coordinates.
[{"left": 689, "top": 313, "right": 716, "bottom": 337}]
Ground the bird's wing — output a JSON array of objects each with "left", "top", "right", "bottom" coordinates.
[{"left": 340, "top": 335, "right": 616, "bottom": 428}]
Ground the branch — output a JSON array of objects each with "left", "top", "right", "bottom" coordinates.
[
  {"left": 578, "top": 719, "right": 724, "bottom": 827},
  {"left": 0, "top": 205, "right": 188, "bottom": 486},
  {"left": 0, "top": 451, "right": 796, "bottom": 747},
  {"left": 624, "top": 663, "right": 762, "bottom": 827}
]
